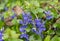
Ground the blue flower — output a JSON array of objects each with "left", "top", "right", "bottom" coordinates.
[
  {"left": 19, "top": 25, "right": 27, "bottom": 32},
  {"left": 26, "top": 12, "right": 32, "bottom": 19},
  {"left": 0, "top": 30, "right": 3, "bottom": 41},
  {"left": 35, "top": 19, "right": 42, "bottom": 23},
  {"left": 19, "top": 20, "right": 24, "bottom": 24},
  {"left": 35, "top": 19, "right": 42, "bottom": 28},
  {"left": 19, "top": 27, "right": 26, "bottom": 32},
  {"left": 0, "top": 39, "right": 3, "bottom": 41},
  {"left": 37, "top": 22, "right": 46, "bottom": 33},
  {"left": 44, "top": 11, "right": 51, "bottom": 15},
  {"left": 34, "top": 19, "right": 45, "bottom": 28},
  {"left": 19, "top": 20, "right": 28, "bottom": 25},
  {"left": 28, "top": 19, "right": 32, "bottom": 24},
  {"left": 46, "top": 15, "right": 53, "bottom": 20},
  {"left": 38, "top": 27, "right": 46, "bottom": 33},
  {"left": 31, "top": 28, "right": 39, "bottom": 34},
  {"left": 44, "top": 10, "right": 53, "bottom": 20},
  {"left": 20, "top": 12, "right": 32, "bottom": 25},
  {"left": 31, "top": 19, "right": 46, "bottom": 38},
  {"left": 20, "top": 25, "right": 27, "bottom": 28},
  {"left": 22, "top": 12, "right": 32, "bottom": 21},
  {"left": 0, "top": 31, "right": 2, "bottom": 39},
  {"left": 23, "top": 16, "right": 28, "bottom": 21},
  {"left": 22, "top": 14, "right": 29, "bottom": 24},
  {"left": 20, "top": 33, "right": 29, "bottom": 40}
]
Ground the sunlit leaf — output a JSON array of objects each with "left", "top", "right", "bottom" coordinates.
[{"left": 44, "top": 35, "right": 50, "bottom": 41}]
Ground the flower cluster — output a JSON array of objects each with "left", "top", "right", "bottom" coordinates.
[
  {"left": 32, "top": 19, "right": 46, "bottom": 38},
  {"left": 19, "top": 12, "right": 32, "bottom": 41},
  {"left": 19, "top": 12, "right": 46, "bottom": 40}
]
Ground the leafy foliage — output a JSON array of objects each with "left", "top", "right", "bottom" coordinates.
[{"left": 0, "top": 0, "right": 60, "bottom": 41}]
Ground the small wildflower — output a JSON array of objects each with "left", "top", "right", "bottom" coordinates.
[
  {"left": 20, "top": 33, "right": 29, "bottom": 40},
  {"left": 0, "top": 30, "right": 3, "bottom": 41},
  {"left": 44, "top": 10, "right": 53, "bottom": 20},
  {"left": 19, "top": 25, "right": 27, "bottom": 32},
  {"left": 46, "top": 15, "right": 53, "bottom": 20},
  {"left": 44, "top": 10, "right": 51, "bottom": 15}
]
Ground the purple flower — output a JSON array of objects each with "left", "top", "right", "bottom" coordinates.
[
  {"left": 20, "top": 33, "right": 29, "bottom": 40},
  {"left": 22, "top": 14, "right": 29, "bottom": 24},
  {"left": 19, "top": 20, "right": 27, "bottom": 25},
  {"left": 23, "top": 16, "right": 28, "bottom": 21},
  {"left": 40, "top": 23, "right": 45, "bottom": 27},
  {"left": 0, "top": 32, "right": 2, "bottom": 39},
  {"left": 34, "top": 19, "right": 45, "bottom": 28},
  {"left": 19, "top": 25, "right": 27, "bottom": 32},
  {"left": 20, "top": 25, "right": 27, "bottom": 28},
  {"left": 31, "top": 28, "right": 39, "bottom": 34},
  {"left": 0, "top": 39, "right": 3, "bottom": 41},
  {"left": 0, "top": 30, "right": 3, "bottom": 41},
  {"left": 46, "top": 15, "right": 53, "bottom": 20},
  {"left": 44, "top": 11, "right": 51, "bottom": 15},
  {"left": 35, "top": 23, "right": 41, "bottom": 28},
  {"left": 19, "top": 27, "right": 26, "bottom": 32},
  {"left": 19, "top": 20, "right": 23, "bottom": 24},
  {"left": 35, "top": 19, "right": 42, "bottom": 28},
  {"left": 35, "top": 19, "right": 42, "bottom": 23},
  {"left": 20, "top": 12, "right": 32, "bottom": 25},
  {"left": 26, "top": 12, "right": 32, "bottom": 19},
  {"left": 38, "top": 27, "right": 46, "bottom": 33},
  {"left": 22, "top": 12, "right": 32, "bottom": 21},
  {"left": 28, "top": 19, "right": 32, "bottom": 24},
  {"left": 31, "top": 19, "right": 46, "bottom": 38},
  {"left": 44, "top": 11, "right": 53, "bottom": 20}
]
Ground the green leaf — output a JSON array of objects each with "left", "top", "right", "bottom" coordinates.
[
  {"left": 29, "top": 35, "right": 42, "bottom": 41},
  {"left": 51, "top": 35, "right": 59, "bottom": 41},
  {"left": 29, "top": 35, "right": 35, "bottom": 41},
  {"left": 3, "top": 10, "right": 13, "bottom": 18},
  {"left": 37, "top": 8, "right": 44, "bottom": 13},
  {"left": 3, "top": 28, "right": 20, "bottom": 39},
  {"left": 47, "top": 30, "right": 55, "bottom": 35},
  {"left": 51, "top": 9, "right": 58, "bottom": 18},
  {"left": 0, "top": 3, "right": 5, "bottom": 10},
  {"left": 12, "top": 18, "right": 18, "bottom": 25},
  {"left": 56, "top": 29, "right": 60, "bottom": 36},
  {"left": 53, "top": 18, "right": 60, "bottom": 28},
  {"left": 44, "top": 35, "right": 50, "bottom": 41},
  {"left": 58, "top": 37, "right": 60, "bottom": 41},
  {"left": 5, "top": 38, "right": 23, "bottom": 41},
  {"left": 53, "top": 23, "right": 57, "bottom": 28}
]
